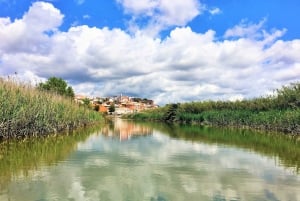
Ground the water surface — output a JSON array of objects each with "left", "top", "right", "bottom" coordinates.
[{"left": 0, "top": 119, "right": 299, "bottom": 201}]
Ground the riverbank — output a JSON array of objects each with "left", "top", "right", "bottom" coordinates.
[
  {"left": 124, "top": 83, "right": 300, "bottom": 135},
  {"left": 0, "top": 79, "right": 103, "bottom": 139}
]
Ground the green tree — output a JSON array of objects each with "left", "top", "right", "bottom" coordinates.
[
  {"left": 109, "top": 103, "right": 115, "bottom": 113},
  {"left": 163, "top": 103, "right": 179, "bottom": 123},
  {"left": 66, "top": 86, "right": 75, "bottom": 98},
  {"left": 38, "top": 77, "right": 75, "bottom": 98},
  {"left": 82, "top": 98, "right": 90, "bottom": 106}
]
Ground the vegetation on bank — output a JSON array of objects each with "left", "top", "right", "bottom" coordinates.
[
  {"left": 0, "top": 78, "right": 103, "bottom": 139},
  {"left": 37, "top": 76, "right": 75, "bottom": 98},
  {"left": 125, "top": 83, "right": 300, "bottom": 135}
]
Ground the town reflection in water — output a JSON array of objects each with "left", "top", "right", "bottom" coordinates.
[{"left": 101, "top": 118, "right": 153, "bottom": 141}]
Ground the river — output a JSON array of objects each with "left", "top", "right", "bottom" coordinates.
[{"left": 0, "top": 119, "right": 299, "bottom": 201}]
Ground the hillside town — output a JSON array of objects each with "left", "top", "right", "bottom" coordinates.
[{"left": 75, "top": 94, "right": 158, "bottom": 115}]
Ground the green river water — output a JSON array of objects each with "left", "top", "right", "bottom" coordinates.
[{"left": 0, "top": 119, "right": 299, "bottom": 201}]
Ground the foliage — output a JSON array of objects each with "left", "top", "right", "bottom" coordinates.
[
  {"left": 163, "top": 103, "right": 180, "bottom": 123},
  {"left": 0, "top": 79, "right": 103, "bottom": 139},
  {"left": 124, "top": 106, "right": 167, "bottom": 121},
  {"left": 127, "top": 82, "right": 300, "bottom": 135},
  {"left": 38, "top": 77, "right": 75, "bottom": 98},
  {"left": 82, "top": 98, "right": 90, "bottom": 106},
  {"left": 109, "top": 103, "right": 115, "bottom": 113},
  {"left": 131, "top": 97, "right": 153, "bottom": 104}
]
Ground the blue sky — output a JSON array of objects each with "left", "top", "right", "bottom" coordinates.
[
  {"left": 1, "top": 0, "right": 299, "bottom": 39},
  {"left": 0, "top": 0, "right": 300, "bottom": 104}
]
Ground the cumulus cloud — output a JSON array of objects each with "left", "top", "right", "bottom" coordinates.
[
  {"left": 117, "top": 0, "right": 202, "bottom": 36},
  {"left": 0, "top": 1, "right": 63, "bottom": 55},
  {"left": 117, "top": 0, "right": 158, "bottom": 15},
  {"left": 0, "top": 2, "right": 300, "bottom": 105}
]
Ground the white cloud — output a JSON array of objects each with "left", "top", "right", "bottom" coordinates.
[
  {"left": 117, "top": 0, "right": 158, "bottom": 15},
  {"left": 0, "top": 2, "right": 300, "bottom": 105},
  {"left": 0, "top": 1, "right": 63, "bottom": 54},
  {"left": 83, "top": 14, "right": 91, "bottom": 19},
  {"left": 117, "top": 0, "right": 202, "bottom": 36},
  {"left": 209, "top": 7, "right": 221, "bottom": 15},
  {"left": 157, "top": 0, "right": 201, "bottom": 26},
  {"left": 224, "top": 19, "right": 267, "bottom": 39}
]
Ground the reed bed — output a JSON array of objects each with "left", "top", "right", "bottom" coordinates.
[
  {"left": 126, "top": 83, "right": 300, "bottom": 135},
  {"left": 0, "top": 78, "right": 102, "bottom": 139}
]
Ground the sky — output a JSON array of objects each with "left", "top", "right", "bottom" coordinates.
[{"left": 0, "top": 0, "right": 299, "bottom": 105}]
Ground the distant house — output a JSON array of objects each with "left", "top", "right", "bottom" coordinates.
[
  {"left": 118, "top": 94, "right": 130, "bottom": 103},
  {"left": 115, "top": 107, "right": 133, "bottom": 115},
  {"left": 75, "top": 93, "right": 158, "bottom": 114},
  {"left": 124, "top": 103, "right": 135, "bottom": 110},
  {"left": 74, "top": 95, "right": 87, "bottom": 104},
  {"left": 99, "top": 105, "right": 108, "bottom": 113}
]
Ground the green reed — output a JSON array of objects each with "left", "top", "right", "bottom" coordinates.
[
  {"left": 0, "top": 78, "right": 103, "bottom": 139},
  {"left": 127, "top": 83, "right": 300, "bottom": 135}
]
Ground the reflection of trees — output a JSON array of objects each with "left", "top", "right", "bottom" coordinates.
[
  {"left": 101, "top": 119, "right": 153, "bottom": 141},
  {"left": 0, "top": 125, "right": 102, "bottom": 190},
  {"left": 138, "top": 122, "right": 300, "bottom": 174}
]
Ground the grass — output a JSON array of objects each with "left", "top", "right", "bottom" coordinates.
[
  {"left": 125, "top": 82, "right": 300, "bottom": 135},
  {"left": 0, "top": 78, "right": 103, "bottom": 139}
]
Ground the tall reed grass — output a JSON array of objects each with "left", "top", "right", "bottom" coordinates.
[
  {"left": 126, "top": 82, "right": 300, "bottom": 135},
  {"left": 0, "top": 78, "right": 103, "bottom": 139}
]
